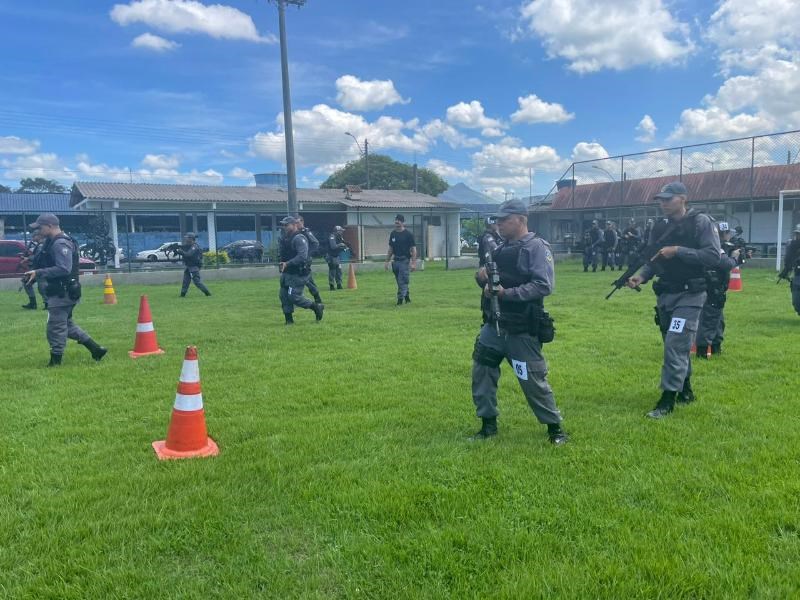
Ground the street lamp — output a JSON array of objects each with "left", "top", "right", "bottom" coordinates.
[
  {"left": 267, "top": 0, "right": 307, "bottom": 216},
  {"left": 592, "top": 165, "right": 616, "bottom": 181},
  {"left": 704, "top": 159, "right": 715, "bottom": 171},
  {"left": 344, "top": 131, "right": 369, "bottom": 189}
]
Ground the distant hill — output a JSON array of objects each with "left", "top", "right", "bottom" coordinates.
[{"left": 439, "top": 182, "right": 499, "bottom": 205}]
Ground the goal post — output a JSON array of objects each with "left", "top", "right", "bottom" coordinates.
[{"left": 777, "top": 190, "right": 800, "bottom": 272}]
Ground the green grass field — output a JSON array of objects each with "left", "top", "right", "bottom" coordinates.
[{"left": 1, "top": 262, "right": 798, "bottom": 598}]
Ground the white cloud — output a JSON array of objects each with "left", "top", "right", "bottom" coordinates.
[
  {"left": 635, "top": 115, "right": 657, "bottom": 143},
  {"left": 469, "top": 140, "right": 565, "bottom": 190},
  {"left": 425, "top": 159, "right": 471, "bottom": 182},
  {"left": 142, "top": 153, "right": 180, "bottom": 169},
  {"left": 335, "top": 75, "right": 409, "bottom": 111},
  {"left": 0, "top": 135, "right": 40, "bottom": 155},
  {"left": 571, "top": 142, "right": 609, "bottom": 162},
  {"left": 132, "top": 32, "right": 180, "bottom": 52},
  {"left": 110, "top": 0, "right": 275, "bottom": 43},
  {"left": 519, "top": 0, "right": 693, "bottom": 73},
  {"left": 510, "top": 94, "right": 574, "bottom": 124},
  {"left": 670, "top": 0, "right": 800, "bottom": 140},
  {"left": 420, "top": 119, "right": 482, "bottom": 149},
  {"left": 446, "top": 101, "right": 505, "bottom": 136},
  {"left": 228, "top": 167, "right": 253, "bottom": 180},
  {"left": 1, "top": 153, "right": 76, "bottom": 183},
  {"left": 250, "top": 104, "right": 429, "bottom": 174}
]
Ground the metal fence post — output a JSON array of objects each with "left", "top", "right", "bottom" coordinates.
[
  {"left": 125, "top": 212, "right": 132, "bottom": 273},
  {"left": 679, "top": 147, "right": 683, "bottom": 180}
]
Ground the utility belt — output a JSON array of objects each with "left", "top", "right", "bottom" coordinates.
[
  {"left": 284, "top": 263, "right": 310, "bottom": 276},
  {"left": 45, "top": 277, "right": 82, "bottom": 301},
  {"left": 393, "top": 256, "right": 410, "bottom": 261},
  {"left": 652, "top": 277, "right": 707, "bottom": 295},
  {"left": 484, "top": 303, "right": 555, "bottom": 343}
]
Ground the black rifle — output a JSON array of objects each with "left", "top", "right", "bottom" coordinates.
[
  {"left": 485, "top": 252, "right": 502, "bottom": 335},
  {"left": 605, "top": 216, "right": 686, "bottom": 299}
]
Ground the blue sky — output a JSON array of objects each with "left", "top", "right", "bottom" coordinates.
[{"left": 1, "top": 0, "right": 798, "bottom": 197}]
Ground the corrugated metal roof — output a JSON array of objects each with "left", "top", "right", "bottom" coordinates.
[
  {"left": 550, "top": 164, "right": 800, "bottom": 210},
  {"left": 0, "top": 193, "right": 74, "bottom": 213},
  {"left": 71, "top": 182, "right": 458, "bottom": 210}
]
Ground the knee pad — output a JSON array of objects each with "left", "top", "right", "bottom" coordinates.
[{"left": 472, "top": 340, "right": 505, "bottom": 368}]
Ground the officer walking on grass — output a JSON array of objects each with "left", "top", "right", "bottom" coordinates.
[
  {"left": 279, "top": 216, "right": 324, "bottom": 325},
  {"left": 385, "top": 214, "right": 417, "bottom": 305},
  {"left": 470, "top": 199, "right": 568, "bottom": 445},
  {"left": 23, "top": 213, "right": 107, "bottom": 366},
  {"left": 779, "top": 224, "right": 800, "bottom": 315},
  {"left": 625, "top": 182, "right": 721, "bottom": 418},
  {"left": 325, "top": 225, "right": 348, "bottom": 290},
  {"left": 176, "top": 233, "right": 211, "bottom": 297}
]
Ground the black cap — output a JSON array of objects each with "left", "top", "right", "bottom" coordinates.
[
  {"left": 395, "top": 214, "right": 405, "bottom": 222},
  {"left": 492, "top": 199, "right": 528, "bottom": 219},
  {"left": 29, "top": 213, "right": 59, "bottom": 229},
  {"left": 334, "top": 225, "right": 344, "bottom": 232},
  {"left": 280, "top": 216, "right": 298, "bottom": 225},
  {"left": 654, "top": 181, "right": 688, "bottom": 199}
]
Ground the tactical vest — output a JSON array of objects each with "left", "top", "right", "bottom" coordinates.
[
  {"left": 650, "top": 210, "right": 705, "bottom": 285},
  {"left": 482, "top": 240, "right": 543, "bottom": 333},
  {"left": 328, "top": 234, "right": 345, "bottom": 257},
  {"left": 283, "top": 232, "right": 309, "bottom": 275},
  {"left": 181, "top": 243, "right": 202, "bottom": 268},
  {"left": 40, "top": 233, "right": 80, "bottom": 298},
  {"left": 302, "top": 228, "right": 320, "bottom": 259}
]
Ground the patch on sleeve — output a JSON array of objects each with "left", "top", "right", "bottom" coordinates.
[
  {"left": 61, "top": 247, "right": 69, "bottom": 255},
  {"left": 545, "top": 249, "right": 553, "bottom": 262}
]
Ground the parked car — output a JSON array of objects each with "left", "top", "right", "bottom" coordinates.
[
  {"left": 135, "top": 242, "right": 182, "bottom": 262},
  {"left": 221, "top": 240, "right": 265, "bottom": 262},
  {"left": 0, "top": 240, "right": 96, "bottom": 278}
]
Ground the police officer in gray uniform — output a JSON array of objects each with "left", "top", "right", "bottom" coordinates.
[
  {"left": 325, "top": 225, "right": 347, "bottom": 290},
  {"left": 279, "top": 216, "right": 324, "bottom": 325},
  {"left": 779, "top": 224, "right": 800, "bottom": 315},
  {"left": 471, "top": 199, "right": 568, "bottom": 445},
  {"left": 23, "top": 213, "right": 107, "bottom": 366},
  {"left": 176, "top": 233, "right": 211, "bottom": 297},
  {"left": 696, "top": 222, "right": 740, "bottom": 358},
  {"left": 384, "top": 214, "right": 417, "bottom": 305},
  {"left": 626, "top": 182, "right": 721, "bottom": 418}
]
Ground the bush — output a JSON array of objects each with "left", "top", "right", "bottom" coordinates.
[{"left": 203, "top": 251, "right": 230, "bottom": 267}]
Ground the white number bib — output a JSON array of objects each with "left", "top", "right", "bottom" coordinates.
[
  {"left": 669, "top": 318, "right": 686, "bottom": 333},
  {"left": 511, "top": 359, "right": 528, "bottom": 381}
]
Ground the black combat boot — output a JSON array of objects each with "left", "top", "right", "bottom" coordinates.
[
  {"left": 646, "top": 391, "right": 676, "bottom": 419},
  {"left": 312, "top": 303, "right": 324, "bottom": 322},
  {"left": 397, "top": 298, "right": 403, "bottom": 306},
  {"left": 330, "top": 284, "right": 335, "bottom": 291},
  {"left": 592, "top": 266, "right": 597, "bottom": 272},
  {"left": 284, "top": 313, "right": 294, "bottom": 325},
  {"left": 677, "top": 377, "right": 695, "bottom": 404},
  {"left": 583, "top": 266, "right": 588, "bottom": 272},
  {"left": 710, "top": 344, "right": 722, "bottom": 355},
  {"left": 695, "top": 346, "right": 709, "bottom": 359},
  {"left": 203, "top": 290, "right": 211, "bottom": 297},
  {"left": 547, "top": 423, "right": 569, "bottom": 445},
  {"left": 404, "top": 294, "right": 411, "bottom": 304},
  {"left": 470, "top": 417, "right": 497, "bottom": 440},
  {"left": 22, "top": 300, "right": 37, "bottom": 310},
  {"left": 81, "top": 338, "right": 108, "bottom": 362},
  {"left": 47, "top": 353, "right": 62, "bottom": 367},
  {"left": 337, "top": 283, "right": 343, "bottom": 290}
]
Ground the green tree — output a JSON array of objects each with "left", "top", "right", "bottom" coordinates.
[
  {"left": 320, "top": 154, "right": 449, "bottom": 196},
  {"left": 16, "top": 177, "right": 67, "bottom": 193},
  {"left": 0, "top": 184, "right": 11, "bottom": 193}
]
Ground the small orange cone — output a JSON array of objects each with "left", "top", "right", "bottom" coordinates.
[
  {"left": 347, "top": 262, "right": 357, "bottom": 289},
  {"left": 129, "top": 295, "right": 165, "bottom": 358},
  {"left": 152, "top": 346, "right": 218, "bottom": 460},
  {"left": 103, "top": 275, "right": 117, "bottom": 304},
  {"left": 729, "top": 267, "right": 742, "bottom": 291}
]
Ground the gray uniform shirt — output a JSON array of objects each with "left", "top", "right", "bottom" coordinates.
[
  {"left": 638, "top": 212, "right": 721, "bottom": 282},
  {"left": 501, "top": 233, "right": 555, "bottom": 303},
  {"left": 35, "top": 236, "right": 77, "bottom": 308},
  {"left": 285, "top": 234, "right": 309, "bottom": 269}
]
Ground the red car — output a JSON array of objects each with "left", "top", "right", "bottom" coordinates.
[{"left": 0, "top": 240, "right": 97, "bottom": 278}]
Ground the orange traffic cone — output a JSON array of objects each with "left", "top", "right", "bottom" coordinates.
[
  {"left": 103, "top": 275, "right": 117, "bottom": 304},
  {"left": 347, "top": 262, "right": 357, "bottom": 289},
  {"left": 729, "top": 267, "right": 742, "bottom": 291},
  {"left": 152, "top": 346, "right": 218, "bottom": 460},
  {"left": 129, "top": 295, "right": 165, "bottom": 358}
]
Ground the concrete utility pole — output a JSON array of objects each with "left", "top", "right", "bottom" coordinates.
[{"left": 270, "top": 0, "right": 306, "bottom": 216}]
